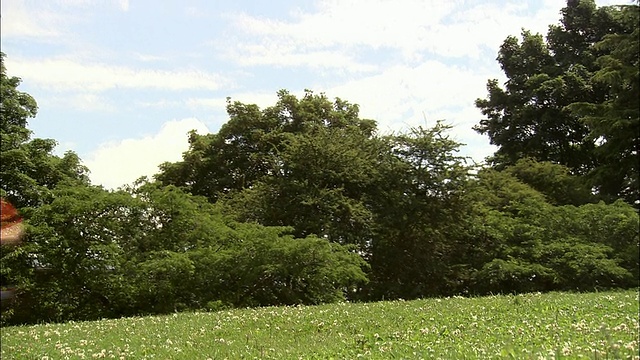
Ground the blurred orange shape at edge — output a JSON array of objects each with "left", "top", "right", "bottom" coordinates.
[{"left": 1, "top": 198, "right": 24, "bottom": 245}]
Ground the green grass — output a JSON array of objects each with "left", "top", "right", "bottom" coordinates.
[{"left": 1, "top": 290, "right": 638, "bottom": 359}]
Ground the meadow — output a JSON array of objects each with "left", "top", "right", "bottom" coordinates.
[{"left": 1, "top": 290, "right": 638, "bottom": 359}]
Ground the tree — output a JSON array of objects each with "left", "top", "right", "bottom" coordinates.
[
  {"left": 2, "top": 179, "right": 369, "bottom": 324},
  {"left": 1, "top": 53, "right": 35, "bottom": 148},
  {"left": 0, "top": 52, "right": 90, "bottom": 208},
  {"left": 2, "top": 182, "right": 142, "bottom": 323},
  {"left": 475, "top": 0, "right": 638, "bottom": 204},
  {"left": 566, "top": 3, "right": 639, "bottom": 205},
  {"left": 157, "top": 91, "right": 475, "bottom": 300},
  {"left": 125, "top": 182, "right": 369, "bottom": 312},
  {"left": 465, "top": 168, "right": 638, "bottom": 294},
  {"left": 503, "top": 158, "right": 595, "bottom": 206},
  {"left": 221, "top": 124, "right": 387, "bottom": 249},
  {"left": 158, "top": 89, "right": 386, "bottom": 260},
  {"left": 156, "top": 90, "right": 376, "bottom": 203},
  {"left": 474, "top": 27, "right": 598, "bottom": 173},
  {"left": 1, "top": 68, "right": 370, "bottom": 323},
  {"left": 1, "top": 53, "right": 90, "bottom": 320},
  {"left": 366, "top": 122, "right": 472, "bottom": 299}
]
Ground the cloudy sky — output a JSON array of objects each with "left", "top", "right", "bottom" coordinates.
[{"left": 1, "top": 0, "right": 622, "bottom": 189}]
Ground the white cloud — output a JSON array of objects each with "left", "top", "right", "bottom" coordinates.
[
  {"left": 424, "top": 105, "right": 497, "bottom": 163},
  {"left": 324, "top": 61, "right": 491, "bottom": 129},
  {"left": 233, "top": 0, "right": 457, "bottom": 51},
  {"left": 44, "top": 0, "right": 129, "bottom": 10},
  {"left": 1, "top": 0, "right": 128, "bottom": 41},
  {"left": 84, "top": 118, "right": 210, "bottom": 189},
  {"left": 117, "top": 0, "right": 129, "bottom": 12},
  {"left": 75, "top": 93, "right": 115, "bottom": 112},
  {"left": 0, "top": 1, "right": 62, "bottom": 39},
  {"left": 225, "top": 92, "right": 283, "bottom": 109},
  {"left": 185, "top": 6, "right": 210, "bottom": 18},
  {"left": 188, "top": 92, "right": 285, "bottom": 110},
  {"left": 133, "top": 52, "right": 167, "bottom": 62},
  {"left": 135, "top": 98, "right": 227, "bottom": 112},
  {"left": 53, "top": 141, "right": 79, "bottom": 157},
  {"left": 186, "top": 97, "right": 228, "bottom": 110},
  {"left": 35, "top": 92, "right": 115, "bottom": 113},
  {"left": 136, "top": 93, "right": 282, "bottom": 113},
  {"left": 4, "top": 57, "right": 226, "bottom": 92},
  {"left": 225, "top": 43, "right": 377, "bottom": 72},
  {"left": 226, "top": 0, "right": 622, "bottom": 70},
  {"left": 137, "top": 99, "right": 185, "bottom": 108},
  {"left": 226, "top": 0, "right": 576, "bottom": 68}
]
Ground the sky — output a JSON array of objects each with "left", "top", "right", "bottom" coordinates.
[{"left": 0, "top": 0, "right": 623, "bottom": 189}]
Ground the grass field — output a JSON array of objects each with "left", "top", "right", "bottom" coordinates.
[{"left": 1, "top": 290, "right": 638, "bottom": 359}]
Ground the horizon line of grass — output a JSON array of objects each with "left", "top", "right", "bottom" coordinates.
[{"left": 1, "top": 289, "right": 638, "bottom": 359}]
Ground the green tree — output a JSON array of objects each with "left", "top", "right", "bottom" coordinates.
[
  {"left": 462, "top": 167, "right": 557, "bottom": 293},
  {"left": 186, "top": 223, "right": 368, "bottom": 308},
  {"left": 542, "top": 200, "right": 639, "bottom": 285},
  {"left": 222, "top": 124, "right": 387, "bottom": 249},
  {"left": 1, "top": 73, "right": 370, "bottom": 323},
  {"left": 157, "top": 90, "right": 376, "bottom": 203},
  {"left": 2, "top": 182, "right": 141, "bottom": 323},
  {"left": 158, "top": 90, "right": 386, "bottom": 271},
  {"left": 566, "top": 3, "right": 639, "bottom": 205},
  {"left": 503, "top": 158, "right": 595, "bottom": 206},
  {"left": 1, "top": 53, "right": 90, "bottom": 321},
  {"left": 158, "top": 91, "right": 475, "bottom": 300},
  {"left": 2, "top": 179, "right": 369, "bottom": 324},
  {"left": 474, "top": 27, "right": 598, "bottom": 173},
  {"left": 122, "top": 181, "right": 369, "bottom": 312},
  {"left": 0, "top": 52, "right": 89, "bottom": 208},
  {"left": 475, "top": 0, "right": 638, "bottom": 204},
  {"left": 1, "top": 53, "right": 35, "bottom": 148},
  {"left": 465, "top": 168, "right": 638, "bottom": 294},
  {"left": 367, "top": 122, "right": 472, "bottom": 299}
]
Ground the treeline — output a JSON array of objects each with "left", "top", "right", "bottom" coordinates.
[{"left": 1, "top": 0, "right": 638, "bottom": 325}]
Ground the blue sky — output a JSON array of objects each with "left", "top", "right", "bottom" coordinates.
[{"left": 1, "top": 0, "right": 621, "bottom": 189}]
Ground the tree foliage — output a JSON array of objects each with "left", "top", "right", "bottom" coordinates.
[
  {"left": 0, "top": 52, "right": 89, "bottom": 209},
  {"left": 366, "top": 123, "right": 471, "bottom": 299},
  {"left": 157, "top": 92, "right": 473, "bottom": 301},
  {"left": 156, "top": 90, "right": 377, "bottom": 203},
  {"left": 503, "top": 158, "right": 595, "bottom": 206},
  {"left": 465, "top": 168, "right": 638, "bottom": 294},
  {"left": 2, "top": 181, "right": 368, "bottom": 324},
  {"left": 475, "top": 0, "right": 639, "bottom": 204},
  {"left": 565, "top": 3, "right": 639, "bottom": 204}
]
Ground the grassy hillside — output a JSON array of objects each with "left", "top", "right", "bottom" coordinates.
[{"left": 1, "top": 290, "right": 638, "bottom": 359}]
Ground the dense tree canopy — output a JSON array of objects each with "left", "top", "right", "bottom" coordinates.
[
  {"left": 3, "top": 179, "right": 369, "bottom": 324},
  {"left": 464, "top": 168, "right": 637, "bottom": 294},
  {"left": 0, "top": 52, "right": 90, "bottom": 209},
  {"left": 157, "top": 91, "right": 474, "bottom": 300},
  {"left": 475, "top": 0, "right": 639, "bottom": 205},
  {"left": 157, "top": 90, "right": 377, "bottom": 202}
]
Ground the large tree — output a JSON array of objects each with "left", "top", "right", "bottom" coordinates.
[
  {"left": 463, "top": 167, "right": 638, "bottom": 294},
  {"left": 566, "top": 2, "right": 639, "bottom": 204},
  {"left": 157, "top": 91, "right": 474, "bottom": 300},
  {"left": 1, "top": 53, "right": 90, "bottom": 315},
  {"left": 475, "top": 0, "right": 639, "bottom": 204},
  {"left": 1, "top": 59, "right": 369, "bottom": 324},
  {"left": 2, "top": 179, "right": 369, "bottom": 324},
  {"left": 156, "top": 90, "right": 377, "bottom": 203},
  {"left": 0, "top": 52, "right": 89, "bottom": 208},
  {"left": 158, "top": 90, "right": 384, "bottom": 250}
]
